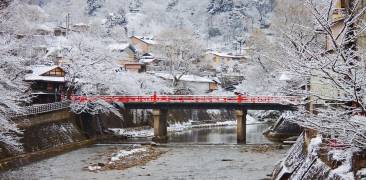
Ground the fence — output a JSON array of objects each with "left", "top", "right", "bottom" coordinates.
[{"left": 8, "top": 101, "right": 71, "bottom": 117}]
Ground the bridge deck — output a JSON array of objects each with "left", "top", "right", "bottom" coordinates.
[
  {"left": 121, "top": 102, "right": 296, "bottom": 110},
  {"left": 71, "top": 95, "right": 299, "bottom": 110}
]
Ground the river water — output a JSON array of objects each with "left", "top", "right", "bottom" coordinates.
[
  {"left": 0, "top": 123, "right": 286, "bottom": 180},
  {"left": 168, "top": 123, "right": 272, "bottom": 144}
]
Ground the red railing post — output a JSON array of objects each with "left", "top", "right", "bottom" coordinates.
[
  {"left": 153, "top": 91, "right": 157, "bottom": 103},
  {"left": 238, "top": 94, "right": 242, "bottom": 103}
]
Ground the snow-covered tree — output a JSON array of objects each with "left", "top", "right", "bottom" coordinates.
[
  {"left": 64, "top": 32, "right": 171, "bottom": 115},
  {"left": 281, "top": 0, "right": 366, "bottom": 149},
  {"left": 128, "top": 0, "right": 142, "bottom": 11},
  {"left": 86, "top": 0, "right": 105, "bottom": 16},
  {"left": 153, "top": 28, "right": 204, "bottom": 86},
  {"left": 0, "top": 33, "right": 31, "bottom": 153},
  {"left": 0, "top": 0, "right": 48, "bottom": 34},
  {"left": 207, "top": 0, "right": 234, "bottom": 15}
]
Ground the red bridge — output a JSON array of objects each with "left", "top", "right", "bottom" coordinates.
[
  {"left": 70, "top": 94, "right": 299, "bottom": 110},
  {"left": 71, "top": 94, "right": 300, "bottom": 143}
]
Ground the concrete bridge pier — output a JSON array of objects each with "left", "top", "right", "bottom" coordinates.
[
  {"left": 236, "top": 109, "right": 247, "bottom": 144},
  {"left": 152, "top": 109, "right": 168, "bottom": 143}
]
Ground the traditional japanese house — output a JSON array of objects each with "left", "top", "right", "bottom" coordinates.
[
  {"left": 153, "top": 73, "right": 220, "bottom": 93},
  {"left": 108, "top": 43, "right": 137, "bottom": 65},
  {"left": 130, "top": 36, "right": 157, "bottom": 54},
  {"left": 25, "top": 65, "right": 66, "bottom": 104}
]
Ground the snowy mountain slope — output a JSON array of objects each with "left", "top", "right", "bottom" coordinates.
[{"left": 29, "top": 0, "right": 274, "bottom": 51}]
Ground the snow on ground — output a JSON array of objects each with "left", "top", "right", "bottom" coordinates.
[
  {"left": 357, "top": 168, "right": 366, "bottom": 179},
  {"left": 307, "top": 135, "right": 322, "bottom": 156},
  {"left": 88, "top": 145, "right": 148, "bottom": 171},
  {"left": 110, "top": 147, "right": 147, "bottom": 162},
  {"left": 110, "top": 115, "right": 257, "bottom": 138},
  {"left": 276, "top": 134, "right": 359, "bottom": 180},
  {"left": 110, "top": 128, "right": 154, "bottom": 138},
  {"left": 329, "top": 148, "right": 358, "bottom": 180}
]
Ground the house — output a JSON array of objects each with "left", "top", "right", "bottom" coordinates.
[
  {"left": 325, "top": 0, "right": 366, "bottom": 50},
  {"left": 154, "top": 73, "right": 220, "bottom": 93},
  {"left": 108, "top": 43, "right": 145, "bottom": 72},
  {"left": 130, "top": 36, "right": 157, "bottom": 54},
  {"left": 25, "top": 65, "right": 66, "bottom": 104},
  {"left": 34, "top": 24, "right": 53, "bottom": 36},
  {"left": 30, "top": 45, "right": 48, "bottom": 58},
  {"left": 124, "top": 63, "right": 146, "bottom": 73},
  {"left": 108, "top": 43, "right": 137, "bottom": 65},
  {"left": 325, "top": 1, "right": 348, "bottom": 51},
  {"left": 45, "top": 46, "right": 71, "bottom": 63},
  {"left": 72, "top": 23, "right": 90, "bottom": 32},
  {"left": 54, "top": 27, "right": 67, "bottom": 36},
  {"left": 310, "top": 0, "right": 366, "bottom": 109},
  {"left": 140, "top": 53, "right": 164, "bottom": 72},
  {"left": 204, "top": 52, "right": 248, "bottom": 68}
]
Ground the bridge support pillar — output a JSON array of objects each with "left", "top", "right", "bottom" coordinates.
[
  {"left": 152, "top": 109, "right": 168, "bottom": 143},
  {"left": 236, "top": 109, "right": 247, "bottom": 144}
]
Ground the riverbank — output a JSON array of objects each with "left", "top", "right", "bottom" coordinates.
[{"left": 0, "top": 144, "right": 290, "bottom": 180}]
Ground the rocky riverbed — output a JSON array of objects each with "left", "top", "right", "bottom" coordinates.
[{"left": 0, "top": 144, "right": 289, "bottom": 180}]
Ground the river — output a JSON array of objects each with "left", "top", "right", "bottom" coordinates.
[
  {"left": 168, "top": 123, "right": 272, "bottom": 144},
  {"left": 0, "top": 123, "right": 288, "bottom": 180}
]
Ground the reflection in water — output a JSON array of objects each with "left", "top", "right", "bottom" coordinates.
[
  {"left": 121, "top": 123, "right": 273, "bottom": 145},
  {"left": 168, "top": 124, "right": 272, "bottom": 144}
]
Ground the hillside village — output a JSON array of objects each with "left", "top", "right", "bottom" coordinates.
[
  {"left": 5, "top": 0, "right": 277, "bottom": 105},
  {"left": 2, "top": 0, "right": 366, "bottom": 179},
  {"left": 21, "top": 29, "right": 256, "bottom": 103}
]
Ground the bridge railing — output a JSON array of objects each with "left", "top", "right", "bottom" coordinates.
[
  {"left": 70, "top": 95, "right": 301, "bottom": 105},
  {"left": 8, "top": 101, "right": 71, "bottom": 117}
]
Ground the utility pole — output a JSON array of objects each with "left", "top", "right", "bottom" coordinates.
[
  {"left": 237, "top": 39, "right": 245, "bottom": 55},
  {"left": 65, "top": 13, "right": 70, "bottom": 37}
]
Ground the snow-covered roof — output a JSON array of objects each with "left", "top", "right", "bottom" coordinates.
[
  {"left": 132, "top": 36, "right": 157, "bottom": 45},
  {"left": 34, "top": 24, "right": 53, "bottom": 32},
  {"left": 209, "top": 52, "right": 248, "bottom": 58},
  {"left": 211, "top": 77, "right": 221, "bottom": 84},
  {"left": 25, "top": 65, "right": 65, "bottom": 82},
  {"left": 73, "top": 23, "right": 89, "bottom": 26},
  {"left": 279, "top": 71, "right": 294, "bottom": 81},
  {"left": 154, "top": 73, "right": 214, "bottom": 83},
  {"left": 45, "top": 46, "right": 71, "bottom": 57},
  {"left": 140, "top": 58, "right": 156, "bottom": 64},
  {"left": 108, "top": 43, "right": 130, "bottom": 51}
]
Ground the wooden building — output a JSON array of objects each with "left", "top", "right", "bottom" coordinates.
[
  {"left": 54, "top": 27, "right": 67, "bottom": 37},
  {"left": 108, "top": 43, "right": 137, "bottom": 65},
  {"left": 25, "top": 65, "right": 66, "bottom": 104},
  {"left": 130, "top": 36, "right": 156, "bottom": 54},
  {"left": 326, "top": 0, "right": 366, "bottom": 50},
  {"left": 72, "top": 23, "right": 90, "bottom": 33},
  {"left": 311, "top": 0, "right": 366, "bottom": 108},
  {"left": 154, "top": 73, "right": 220, "bottom": 93},
  {"left": 204, "top": 52, "right": 248, "bottom": 68},
  {"left": 124, "top": 63, "right": 146, "bottom": 73}
]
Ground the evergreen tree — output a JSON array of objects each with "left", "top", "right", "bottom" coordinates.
[
  {"left": 86, "top": 0, "right": 104, "bottom": 16},
  {"left": 207, "top": 0, "right": 234, "bottom": 15}
]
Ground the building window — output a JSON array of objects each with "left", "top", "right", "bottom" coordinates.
[
  {"left": 44, "top": 68, "right": 65, "bottom": 77},
  {"left": 336, "top": 0, "right": 347, "bottom": 8},
  {"left": 47, "top": 83, "right": 53, "bottom": 92}
]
